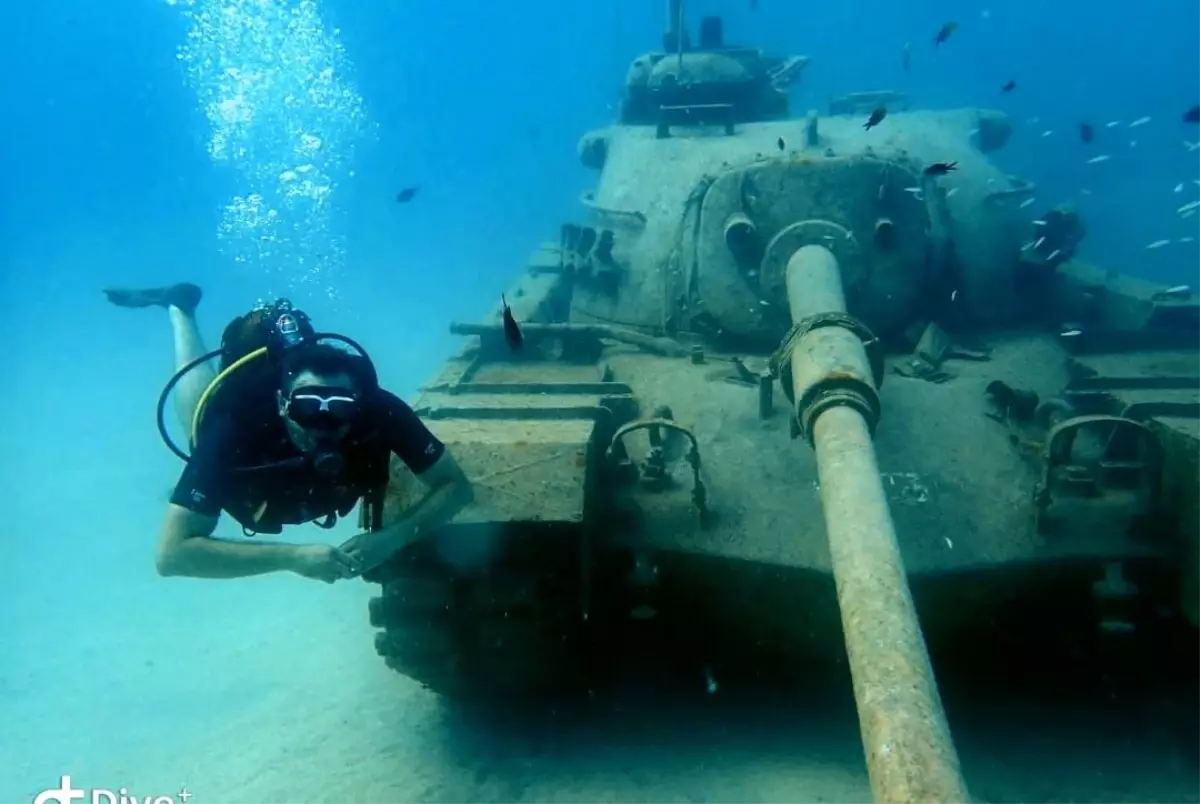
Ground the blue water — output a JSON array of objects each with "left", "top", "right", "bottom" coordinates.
[{"left": 2, "top": 1, "right": 1197, "bottom": 801}]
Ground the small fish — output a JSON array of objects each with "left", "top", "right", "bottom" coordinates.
[
  {"left": 1061, "top": 329, "right": 1082, "bottom": 338},
  {"left": 1041, "top": 130, "right": 1054, "bottom": 138},
  {"left": 1178, "top": 200, "right": 1200, "bottom": 214},
  {"left": 1079, "top": 122, "right": 1094, "bottom": 143},
  {"left": 1086, "top": 154, "right": 1111, "bottom": 164},
  {"left": 1032, "top": 219, "right": 1047, "bottom": 226},
  {"left": 903, "top": 42, "right": 911, "bottom": 71},
  {"left": 395, "top": 187, "right": 419, "bottom": 203},
  {"left": 1047, "top": 249, "right": 1061, "bottom": 261},
  {"left": 1175, "top": 183, "right": 1184, "bottom": 193},
  {"left": 934, "top": 21, "right": 958, "bottom": 46},
  {"left": 1184, "top": 105, "right": 1200, "bottom": 124},
  {"left": 1105, "top": 121, "right": 1120, "bottom": 128},
  {"left": 864, "top": 106, "right": 888, "bottom": 131},
  {"left": 946, "top": 187, "right": 960, "bottom": 197},
  {"left": 1181, "top": 237, "right": 1195, "bottom": 243},
  {"left": 1129, "top": 116, "right": 1151, "bottom": 128},
  {"left": 1034, "top": 236, "right": 1046, "bottom": 248},
  {"left": 924, "top": 160, "right": 958, "bottom": 176},
  {"left": 777, "top": 136, "right": 785, "bottom": 151},
  {"left": 1018, "top": 197, "right": 1035, "bottom": 209},
  {"left": 1185, "top": 141, "right": 1200, "bottom": 152},
  {"left": 500, "top": 294, "right": 523, "bottom": 350},
  {"left": 1001, "top": 79, "right": 1016, "bottom": 93},
  {"left": 1146, "top": 240, "right": 1170, "bottom": 250}
]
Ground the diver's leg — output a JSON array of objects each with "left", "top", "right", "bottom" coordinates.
[
  {"left": 103, "top": 282, "right": 214, "bottom": 431},
  {"left": 169, "top": 305, "right": 217, "bottom": 433}
]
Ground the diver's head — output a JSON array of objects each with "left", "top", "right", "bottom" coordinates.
[{"left": 276, "top": 343, "right": 376, "bottom": 469}]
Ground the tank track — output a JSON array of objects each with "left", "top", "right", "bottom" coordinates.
[{"left": 365, "top": 530, "right": 595, "bottom": 701}]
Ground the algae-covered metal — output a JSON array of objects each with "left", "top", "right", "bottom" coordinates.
[{"left": 361, "top": 6, "right": 1198, "bottom": 797}]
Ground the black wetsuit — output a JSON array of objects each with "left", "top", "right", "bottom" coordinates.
[{"left": 169, "top": 389, "right": 445, "bottom": 534}]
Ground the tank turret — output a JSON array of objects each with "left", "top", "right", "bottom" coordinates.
[
  {"left": 574, "top": 97, "right": 1041, "bottom": 348},
  {"left": 619, "top": 23, "right": 808, "bottom": 130}
]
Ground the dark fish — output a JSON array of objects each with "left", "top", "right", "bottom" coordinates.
[
  {"left": 501, "top": 294, "right": 523, "bottom": 351},
  {"left": 924, "top": 161, "right": 958, "bottom": 176},
  {"left": 1001, "top": 79, "right": 1016, "bottom": 93},
  {"left": 1079, "top": 122, "right": 1094, "bottom": 143},
  {"left": 777, "top": 136, "right": 785, "bottom": 151},
  {"left": 864, "top": 106, "right": 887, "bottom": 131},
  {"left": 1184, "top": 105, "right": 1200, "bottom": 124},
  {"left": 934, "top": 21, "right": 958, "bottom": 46},
  {"left": 395, "top": 187, "right": 418, "bottom": 203},
  {"left": 903, "top": 42, "right": 911, "bottom": 71}
]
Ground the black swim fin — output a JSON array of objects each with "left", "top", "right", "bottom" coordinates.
[{"left": 103, "top": 282, "right": 202, "bottom": 314}]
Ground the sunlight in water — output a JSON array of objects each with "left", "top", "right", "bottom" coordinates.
[{"left": 166, "top": 0, "right": 373, "bottom": 295}]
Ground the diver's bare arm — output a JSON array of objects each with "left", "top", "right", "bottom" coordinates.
[
  {"left": 155, "top": 504, "right": 303, "bottom": 579},
  {"left": 341, "top": 450, "right": 474, "bottom": 567},
  {"left": 400, "top": 450, "right": 475, "bottom": 537}
]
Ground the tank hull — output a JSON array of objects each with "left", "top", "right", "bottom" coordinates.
[{"left": 365, "top": 307, "right": 1196, "bottom": 697}]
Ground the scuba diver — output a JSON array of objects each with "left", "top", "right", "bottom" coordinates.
[{"left": 103, "top": 282, "right": 473, "bottom": 584}]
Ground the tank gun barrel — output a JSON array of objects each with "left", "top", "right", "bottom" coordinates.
[{"left": 783, "top": 245, "right": 969, "bottom": 803}]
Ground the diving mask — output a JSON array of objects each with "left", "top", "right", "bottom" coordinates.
[
  {"left": 283, "top": 386, "right": 360, "bottom": 479},
  {"left": 284, "top": 386, "right": 360, "bottom": 431}
]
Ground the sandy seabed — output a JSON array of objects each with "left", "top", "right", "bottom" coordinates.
[{"left": 4, "top": 576, "right": 1197, "bottom": 804}]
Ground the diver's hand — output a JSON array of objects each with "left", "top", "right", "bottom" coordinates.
[
  {"left": 339, "top": 521, "right": 415, "bottom": 575},
  {"left": 287, "top": 544, "right": 361, "bottom": 583}
]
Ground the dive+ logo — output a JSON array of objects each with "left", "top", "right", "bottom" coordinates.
[{"left": 32, "top": 776, "right": 193, "bottom": 804}]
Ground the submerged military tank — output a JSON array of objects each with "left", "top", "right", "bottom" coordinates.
[{"left": 359, "top": 4, "right": 1197, "bottom": 798}]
